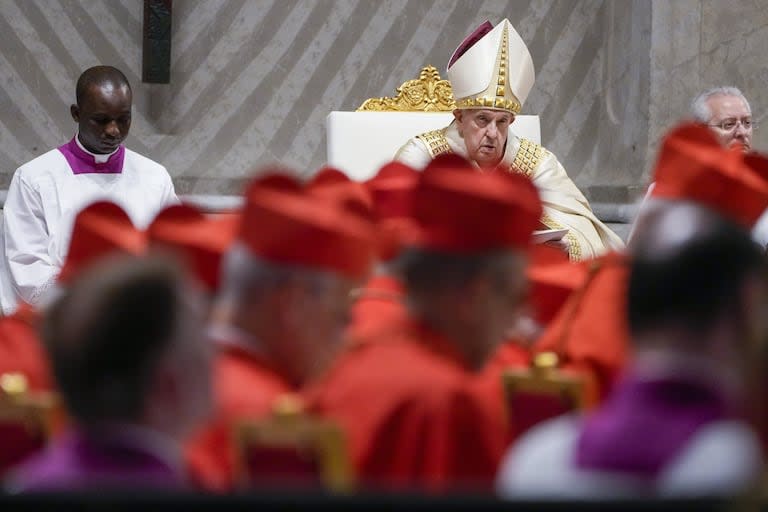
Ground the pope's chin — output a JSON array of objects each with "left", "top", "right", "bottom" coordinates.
[{"left": 473, "top": 148, "right": 501, "bottom": 167}]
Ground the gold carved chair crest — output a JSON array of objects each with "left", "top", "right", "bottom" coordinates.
[
  {"left": 233, "top": 394, "right": 353, "bottom": 492},
  {"left": 329, "top": 65, "right": 539, "bottom": 180},
  {"left": 357, "top": 66, "right": 457, "bottom": 112},
  {"left": 502, "top": 352, "right": 598, "bottom": 439},
  {"left": 0, "top": 373, "right": 58, "bottom": 476}
]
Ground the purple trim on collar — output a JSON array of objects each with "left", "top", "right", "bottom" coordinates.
[
  {"left": 58, "top": 137, "right": 125, "bottom": 175},
  {"left": 574, "top": 373, "right": 733, "bottom": 479}
]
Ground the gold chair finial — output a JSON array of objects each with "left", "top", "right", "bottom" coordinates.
[
  {"left": 0, "top": 373, "right": 28, "bottom": 397},
  {"left": 532, "top": 352, "right": 559, "bottom": 373},
  {"left": 357, "top": 66, "right": 457, "bottom": 112},
  {"left": 273, "top": 394, "right": 305, "bottom": 419}
]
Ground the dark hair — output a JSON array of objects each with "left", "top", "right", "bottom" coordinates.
[
  {"left": 398, "top": 248, "right": 518, "bottom": 295},
  {"left": 75, "top": 66, "right": 131, "bottom": 106},
  {"left": 628, "top": 213, "right": 765, "bottom": 338},
  {"left": 42, "top": 255, "right": 183, "bottom": 424}
]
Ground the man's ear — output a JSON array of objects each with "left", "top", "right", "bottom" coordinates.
[
  {"left": 739, "top": 276, "right": 766, "bottom": 351},
  {"left": 275, "top": 280, "right": 308, "bottom": 328},
  {"left": 453, "top": 109, "right": 464, "bottom": 137},
  {"left": 70, "top": 104, "right": 80, "bottom": 123},
  {"left": 456, "top": 273, "right": 490, "bottom": 317}
]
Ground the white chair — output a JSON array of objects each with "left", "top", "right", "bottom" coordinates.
[{"left": 326, "top": 66, "right": 541, "bottom": 181}]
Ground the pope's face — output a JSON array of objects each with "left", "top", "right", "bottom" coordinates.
[
  {"left": 70, "top": 82, "right": 132, "bottom": 154},
  {"left": 454, "top": 109, "right": 513, "bottom": 168},
  {"left": 706, "top": 94, "right": 752, "bottom": 152}
]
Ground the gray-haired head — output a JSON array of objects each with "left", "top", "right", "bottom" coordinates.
[
  {"left": 217, "top": 242, "right": 339, "bottom": 307},
  {"left": 691, "top": 86, "right": 750, "bottom": 123},
  {"left": 216, "top": 242, "right": 355, "bottom": 385}
]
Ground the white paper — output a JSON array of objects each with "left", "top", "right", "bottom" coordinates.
[{"left": 532, "top": 228, "right": 569, "bottom": 244}]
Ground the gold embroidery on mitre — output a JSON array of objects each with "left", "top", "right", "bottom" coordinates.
[
  {"left": 510, "top": 138, "right": 544, "bottom": 177},
  {"left": 415, "top": 129, "right": 452, "bottom": 158},
  {"left": 357, "top": 66, "right": 457, "bottom": 112},
  {"left": 454, "top": 24, "right": 522, "bottom": 114}
]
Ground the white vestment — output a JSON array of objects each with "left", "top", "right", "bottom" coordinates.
[
  {"left": 629, "top": 182, "right": 768, "bottom": 247},
  {"left": 395, "top": 122, "right": 625, "bottom": 260},
  {"left": 496, "top": 414, "right": 761, "bottom": 499},
  {"left": 0, "top": 141, "right": 177, "bottom": 313}
]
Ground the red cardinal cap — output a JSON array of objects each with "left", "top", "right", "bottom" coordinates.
[
  {"left": 58, "top": 201, "right": 145, "bottom": 284},
  {"left": 651, "top": 122, "right": 768, "bottom": 227},
  {"left": 406, "top": 154, "right": 543, "bottom": 253},
  {"left": 364, "top": 161, "right": 420, "bottom": 261},
  {"left": 147, "top": 204, "right": 240, "bottom": 292},
  {"left": 239, "top": 170, "right": 377, "bottom": 279}
]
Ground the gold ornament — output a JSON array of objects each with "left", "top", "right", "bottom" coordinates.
[{"left": 357, "top": 66, "right": 457, "bottom": 112}]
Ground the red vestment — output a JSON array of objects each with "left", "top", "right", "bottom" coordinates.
[
  {"left": 533, "top": 251, "right": 631, "bottom": 399},
  {"left": 185, "top": 343, "right": 292, "bottom": 492},
  {"left": 307, "top": 322, "right": 506, "bottom": 493},
  {"left": 0, "top": 303, "right": 51, "bottom": 392},
  {"left": 345, "top": 274, "right": 407, "bottom": 346}
]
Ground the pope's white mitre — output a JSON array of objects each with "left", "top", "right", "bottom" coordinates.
[{"left": 447, "top": 19, "right": 535, "bottom": 114}]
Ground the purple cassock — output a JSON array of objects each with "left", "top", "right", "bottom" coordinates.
[
  {"left": 496, "top": 366, "right": 762, "bottom": 498},
  {"left": 575, "top": 372, "right": 735, "bottom": 477},
  {"left": 7, "top": 425, "right": 185, "bottom": 492}
]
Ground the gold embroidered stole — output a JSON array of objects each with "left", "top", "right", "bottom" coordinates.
[
  {"left": 413, "top": 133, "right": 582, "bottom": 260},
  {"left": 510, "top": 139, "right": 582, "bottom": 261},
  {"left": 415, "top": 129, "right": 452, "bottom": 158}
]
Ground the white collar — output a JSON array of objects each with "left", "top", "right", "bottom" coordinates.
[{"left": 75, "top": 132, "right": 119, "bottom": 164}]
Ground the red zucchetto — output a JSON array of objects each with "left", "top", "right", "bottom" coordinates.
[
  {"left": 364, "top": 161, "right": 420, "bottom": 261},
  {"left": 58, "top": 201, "right": 145, "bottom": 284},
  {"left": 407, "top": 154, "right": 542, "bottom": 252},
  {"left": 147, "top": 204, "right": 240, "bottom": 292},
  {"left": 239, "top": 170, "right": 377, "bottom": 279},
  {"left": 651, "top": 122, "right": 768, "bottom": 227}
]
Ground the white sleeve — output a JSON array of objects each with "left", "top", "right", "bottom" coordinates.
[
  {"left": 496, "top": 415, "right": 585, "bottom": 498},
  {"left": 658, "top": 421, "right": 763, "bottom": 497},
  {"left": 159, "top": 166, "right": 180, "bottom": 206},
  {"left": 2, "top": 171, "right": 59, "bottom": 306},
  {"left": 626, "top": 182, "right": 655, "bottom": 245},
  {"left": 496, "top": 415, "right": 645, "bottom": 500},
  {"left": 751, "top": 209, "right": 768, "bottom": 248},
  {"left": 393, "top": 138, "right": 432, "bottom": 170}
]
